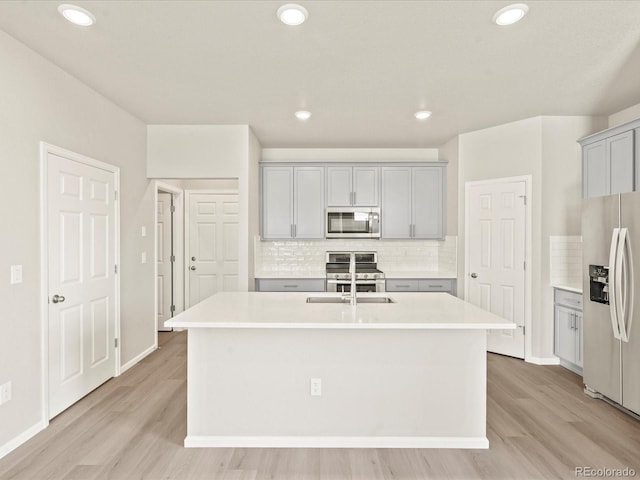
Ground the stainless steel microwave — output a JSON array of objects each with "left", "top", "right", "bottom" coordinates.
[{"left": 326, "top": 207, "right": 381, "bottom": 239}]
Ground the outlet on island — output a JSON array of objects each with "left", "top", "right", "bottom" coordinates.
[{"left": 310, "top": 378, "right": 322, "bottom": 396}]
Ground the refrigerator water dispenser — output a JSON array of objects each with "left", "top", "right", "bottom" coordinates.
[{"left": 589, "top": 265, "right": 609, "bottom": 304}]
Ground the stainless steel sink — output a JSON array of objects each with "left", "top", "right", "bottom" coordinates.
[{"left": 306, "top": 296, "right": 395, "bottom": 304}]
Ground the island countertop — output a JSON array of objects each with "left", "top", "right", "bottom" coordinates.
[{"left": 166, "top": 292, "right": 515, "bottom": 330}]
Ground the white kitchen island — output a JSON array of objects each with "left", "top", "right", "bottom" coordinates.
[{"left": 166, "top": 292, "right": 514, "bottom": 449}]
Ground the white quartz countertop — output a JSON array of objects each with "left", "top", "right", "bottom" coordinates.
[
  {"left": 166, "top": 292, "right": 514, "bottom": 330},
  {"left": 255, "top": 271, "right": 457, "bottom": 279},
  {"left": 382, "top": 270, "right": 457, "bottom": 279},
  {"left": 552, "top": 284, "right": 583, "bottom": 294}
]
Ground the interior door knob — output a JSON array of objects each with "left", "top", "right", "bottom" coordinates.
[
  {"left": 191, "top": 256, "right": 196, "bottom": 261},
  {"left": 470, "top": 272, "right": 478, "bottom": 279},
  {"left": 190, "top": 266, "right": 196, "bottom": 271},
  {"left": 52, "top": 294, "right": 66, "bottom": 303}
]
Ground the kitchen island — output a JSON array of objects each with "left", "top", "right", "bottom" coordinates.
[{"left": 166, "top": 292, "right": 514, "bottom": 449}]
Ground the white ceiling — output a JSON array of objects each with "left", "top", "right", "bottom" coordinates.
[{"left": 1, "top": 1, "right": 639, "bottom": 148}]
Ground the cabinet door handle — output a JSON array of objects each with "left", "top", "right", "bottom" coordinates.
[
  {"left": 396, "top": 285, "right": 411, "bottom": 288},
  {"left": 283, "top": 285, "right": 298, "bottom": 288}
]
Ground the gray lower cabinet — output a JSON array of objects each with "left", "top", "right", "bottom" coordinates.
[
  {"left": 554, "top": 288, "right": 583, "bottom": 374},
  {"left": 381, "top": 165, "right": 445, "bottom": 239},
  {"left": 255, "top": 278, "right": 326, "bottom": 292},
  {"left": 579, "top": 120, "right": 638, "bottom": 198},
  {"left": 386, "top": 278, "right": 456, "bottom": 295},
  {"left": 261, "top": 166, "right": 325, "bottom": 239}
]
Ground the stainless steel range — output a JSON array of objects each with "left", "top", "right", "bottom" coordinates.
[{"left": 325, "top": 251, "right": 385, "bottom": 293}]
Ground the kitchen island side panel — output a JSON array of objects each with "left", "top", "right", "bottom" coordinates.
[{"left": 186, "top": 328, "right": 487, "bottom": 447}]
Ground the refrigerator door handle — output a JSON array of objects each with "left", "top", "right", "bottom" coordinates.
[
  {"left": 619, "top": 228, "right": 634, "bottom": 343},
  {"left": 609, "top": 228, "right": 622, "bottom": 340}
]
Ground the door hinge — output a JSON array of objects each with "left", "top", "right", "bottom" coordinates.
[
  {"left": 170, "top": 205, "right": 176, "bottom": 213},
  {"left": 114, "top": 264, "right": 118, "bottom": 274},
  {"left": 114, "top": 190, "right": 118, "bottom": 201},
  {"left": 170, "top": 305, "right": 176, "bottom": 313},
  {"left": 519, "top": 195, "right": 526, "bottom": 205},
  {"left": 114, "top": 338, "right": 118, "bottom": 348},
  {"left": 520, "top": 326, "right": 525, "bottom": 335},
  {"left": 523, "top": 261, "right": 526, "bottom": 271},
  {"left": 170, "top": 255, "right": 175, "bottom": 262}
]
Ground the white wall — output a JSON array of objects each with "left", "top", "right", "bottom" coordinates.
[
  {"left": 438, "top": 137, "right": 459, "bottom": 236},
  {"left": 609, "top": 102, "right": 640, "bottom": 127},
  {"left": 0, "top": 30, "right": 153, "bottom": 454},
  {"left": 457, "top": 115, "right": 606, "bottom": 361},
  {"left": 147, "top": 125, "right": 247, "bottom": 178},
  {"left": 147, "top": 125, "right": 261, "bottom": 292}
]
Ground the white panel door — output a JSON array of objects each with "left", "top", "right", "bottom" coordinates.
[
  {"left": 188, "top": 193, "right": 239, "bottom": 307},
  {"left": 47, "top": 152, "right": 116, "bottom": 418},
  {"left": 468, "top": 180, "right": 526, "bottom": 358},
  {"left": 157, "top": 192, "right": 173, "bottom": 331}
]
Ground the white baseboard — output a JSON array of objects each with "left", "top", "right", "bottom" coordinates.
[
  {"left": 526, "top": 355, "right": 561, "bottom": 365},
  {"left": 119, "top": 344, "right": 157, "bottom": 374},
  {"left": 0, "top": 420, "right": 46, "bottom": 460},
  {"left": 184, "top": 435, "right": 489, "bottom": 449}
]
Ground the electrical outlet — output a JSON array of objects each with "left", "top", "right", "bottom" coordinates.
[
  {"left": 141, "top": 226, "right": 147, "bottom": 237},
  {"left": 10, "top": 265, "right": 22, "bottom": 284},
  {"left": 310, "top": 378, "right": 322, "bottom": 396},
  {"left": 0, "top": 381, "right": 11, "bottom": 405},
  {"left": 141, "top": 251, "right": 147, "bottom": 264}
]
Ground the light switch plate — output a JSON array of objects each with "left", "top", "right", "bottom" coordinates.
[
  {"left": 141, "top": 252, "right": 147, "bottom": 264},
  {"left": 141, "top": 226, "right": 146, "bottom": 237},
  {"left": 10, "top": 265, "right": 22, "bottom": 284}
]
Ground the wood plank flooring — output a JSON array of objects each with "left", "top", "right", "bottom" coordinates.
[{"left": 1, "top": 331, "right": 639, "bottom": 479}]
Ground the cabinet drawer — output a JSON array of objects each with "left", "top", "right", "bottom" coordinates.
[
  {"left": 386, "top": 279, "right": 419, "bottom": 292},
  {"left": 256, "top": 279, "right": 325, "bottom": 292},
  {"left": 418, "top": 279, "right": 453, "bottom": 292},
  {"left": 554, "top": 289, "right": 583, "bottom": 310}
]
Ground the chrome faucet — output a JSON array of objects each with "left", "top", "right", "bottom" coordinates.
[{"left": 349, "top": 252, "right": 357, "bottom": 306}]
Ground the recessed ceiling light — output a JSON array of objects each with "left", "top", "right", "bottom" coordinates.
[
  {"left": 277, "top": 4, "right": 308, "bottom": 26},
  {"left": 295, "top": 110, "right": 311, "bottom": 120},
  {"left": 493, "top": 3, "right": 529, "bottom": 26},
  {"left": 58, "top": 4, "right": 96, "bottom": 26},
  {"left": 414, "top": 110, "right": 432, "bottom": 120}
]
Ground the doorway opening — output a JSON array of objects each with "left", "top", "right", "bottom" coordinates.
[{"left": 155, "top": 182, "right": 184, "bottom": 332}]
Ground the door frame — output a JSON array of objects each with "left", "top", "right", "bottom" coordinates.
[
  {"left": 154, "top": 181, "right": 185, "bottom": 333},
  {"left": 39, "top": 142, "right": 121, "bottom": 424},
  {"left": 464, "top": 175, "right": 532, "bottom": 361},
  {"left": 184, "top": 189, "right": 239, "bottom": 308}
]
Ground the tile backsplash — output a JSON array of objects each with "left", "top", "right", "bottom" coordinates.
[
  {"left": 255, "top": 236, "right": 458, "bottom": 277},
  {"left": 549, "top": 236, "right": 583, "bottom": 290}
]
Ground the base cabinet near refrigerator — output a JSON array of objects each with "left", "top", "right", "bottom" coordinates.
[
  {"left": 582, "top": 191, "right": 640, "bottom": 416},
  {"left": 554, "top": 288, "right": 583, "bottom": 375}
]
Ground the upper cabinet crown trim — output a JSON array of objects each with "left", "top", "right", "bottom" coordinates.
[{"left": 578, "top": 117, "right": 640, "bottom": 146}]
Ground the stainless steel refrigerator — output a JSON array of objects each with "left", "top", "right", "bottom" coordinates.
[{"left": 582, "top": 191, "right": 640, "bottom": 415}]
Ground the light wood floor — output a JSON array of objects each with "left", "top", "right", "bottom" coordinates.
[{"left": 1, "top": 331, "right": 640, "bottom": 480}]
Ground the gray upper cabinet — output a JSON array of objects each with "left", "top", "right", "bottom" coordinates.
[
  {"left": 413, "top": 167, "right": 444, "bottom": 239},
  {"left": 580, "top": 120, "right": 638, "bottom": 198},
  {"left": 381, "top": 165, "right": 445, "bottom": 239},
  {"left": 327, "top": 166, "right": 379, "bottom": 206},
  {"left": 261, "top": 167, "right": 294, "bottom": 239},
  {"left": 261, "top": 166, "right": 325, "bottom": 240},
  {"left": 381, "top": 167, "right": 412, "bottom": 238}
]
